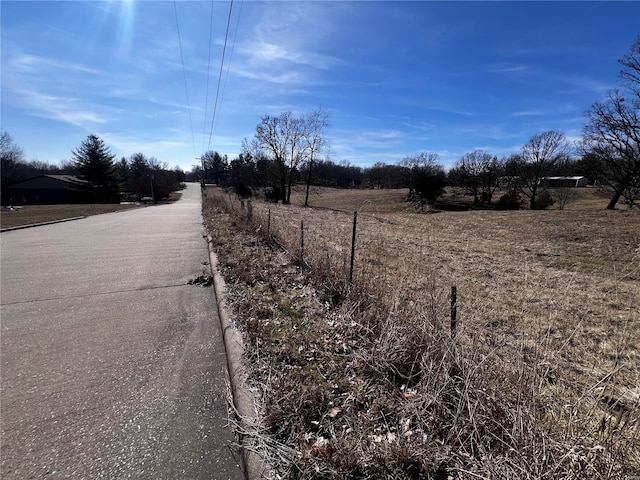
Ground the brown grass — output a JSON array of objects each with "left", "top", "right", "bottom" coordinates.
[
  {"left": 204, "top": 186, "right": 639, "bottom": 478},
  {"left": 292, "top": 185, "right": 613, "bottom": 212},
  {"left": 0, "top": 203, "right": 143, "bottom": 229},
  {"left": 168, "top": 191, "right": 183, "bottom": 202}
]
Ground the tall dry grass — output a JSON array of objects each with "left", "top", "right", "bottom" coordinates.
[{"left": 205, "top": 186, "right": 639, "bottom": 478}]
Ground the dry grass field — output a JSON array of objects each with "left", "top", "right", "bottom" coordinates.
[
  {"left": 205, "top": 186, "right": 639, "bottom": 478},
  {"left": 0, "top": 189, "right": 186, "bottom": 229},
  {"left": 283, "top": 186, "right": 638, "bottom": 395},
  {"left": 0, "top": 204, "right": 141, "bottom": 229}
]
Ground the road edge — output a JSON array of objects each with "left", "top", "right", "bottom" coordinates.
[
  {"left": 0, "top": 216, "right": 86, "bottom": 232},
  {"left": 206, "top": 234, "right": 269, "bottom": 480}
]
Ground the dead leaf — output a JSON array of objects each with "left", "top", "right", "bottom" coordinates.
[{"left": 328, "top": 406, "right": 342, "bottom": 418}]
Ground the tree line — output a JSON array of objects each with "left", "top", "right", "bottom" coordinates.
[
  {"left": 1, "top": 133, "right": 185, "bottom": 204},
  {"left": 199, "top": 129, "right": 625, "bottom": 211},
  {"left": 209, "top": 36, "right": 638, "bottom": 210}
]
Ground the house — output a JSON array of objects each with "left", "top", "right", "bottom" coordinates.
[
  {"left": 1, "top": 175, "right": 93, "bottom": 205},
  {"left": 540, "top": 176, "right": 589, "bottom": 188}
]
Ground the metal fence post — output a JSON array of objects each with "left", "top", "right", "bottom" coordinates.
[
  {"left": 451, "top": 286, "right": 457, "bottom": 340},
  {"left": 349, "top": 211, "right": 357, "bottom": 283},
  {"left": 300, "top": 220, "right": 304, "bottom": 262}
]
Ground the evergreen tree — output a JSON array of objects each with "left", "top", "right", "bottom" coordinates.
[
  {"left": 71, "top": 134, "right": 120, "bottom": 202},
  {"left": 116, "top": 156, "right": 129, "bottom": 190},
  {"left": 128, "top": 152, "right": 151, "bottom": 198}
]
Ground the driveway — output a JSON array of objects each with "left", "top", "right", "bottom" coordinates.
[{"left": 0, "top": 184, "right": 244, "bottom": 479}]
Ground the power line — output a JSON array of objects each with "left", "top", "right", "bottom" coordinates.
[
  {"left": 173, "top": 0, "right": 197, "bottom": 158},
  {"left": 211, "top": 0, "right": 243, "bottom": 143},
  {"left": 201, "top": 0, "right": 216, "bottom": 154},
  {"left": 207, "top": 0, "right": 234, "bottom": 151}
]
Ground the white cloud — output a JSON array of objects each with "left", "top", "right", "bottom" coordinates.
[
  {"left": 455, "top": 124, "right": 525, "bottom": 141},
  {"left": 230, "top": 64, "right": 304, "bottom": 85},
  {"left": 401, "top": 122, "right": 435, "bottom": 133},
  {"left": 11, "top": 54, "right": 104, "bottom": 76},
  {"left": 485, "top": 64, "right": 532, "bottom": 74},
  {"left": 98, "top": 132, "right": 189, "bottom": 157},
  {"left": 19, "top": 90, "right": 111, "bottom": 127},
  {"left": 510, "top": 103, "right": 576, "bottom": 117},
  {"left": 419, "top": 102, "right": 477, "bottom": 117},
  {"left": 555, "top": 74, "right": 614, "bottom": 95}
]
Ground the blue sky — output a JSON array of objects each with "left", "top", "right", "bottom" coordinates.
[{"left": 2, "top": 1, "right": 639, "bottom": 172}]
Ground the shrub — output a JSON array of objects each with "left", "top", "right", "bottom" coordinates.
[
  {"left": 233, "top": 182, "right": 252, "bottom": 198},
  {"left": 496, "top": 189, "right": 521, "bottom": 209},
  {"left": 265, "top": 186, "right": 282, "bottom": 203},
  {"left": 532, "top": 190, "right": 554, "bottom": 210}
]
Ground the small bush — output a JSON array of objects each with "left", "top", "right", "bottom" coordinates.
[
  {"left": 497, "top": 189, "right": 521, "bottom": 210},
  {"left": 265, "top": 186, "right": 282, "bottom": 203},
  {"left": 232, "top": 182, "right": 252, "bottom": 198},
  {"left": 532, "top": 190, "right": 554, "bottom": 210}
]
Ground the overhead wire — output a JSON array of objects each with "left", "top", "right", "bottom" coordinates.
[
  {"left": 207, "top": 0, "right": 235, "bottom": 151},
  {"left": 201, "top": 1, "right": 216, "bottom": 154},
  {"left": 210, "top": 1, "right": 243, "bottom": 144},
  {"left": 173, "top": 0, "right": 197, "bottom": 158}
]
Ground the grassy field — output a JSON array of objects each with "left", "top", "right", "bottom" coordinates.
[
  {"left": 205, "top": 186, "right": 639, "bottom": 478},
  {"left": 292, "top": 184, "right": 614, "bottom": 212},
  {"left": 0, "top": 190, "right": 186, "bottom": 229},
  {"left": 290, "top": 186, "right": 639, "bottom": 413},
  {"left": 0, "top": 204, "right": 142, "bottom": 229}
]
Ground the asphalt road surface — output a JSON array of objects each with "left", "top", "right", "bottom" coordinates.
[{"left": 1, "top": 184, "right": 244, "bottom": 479}]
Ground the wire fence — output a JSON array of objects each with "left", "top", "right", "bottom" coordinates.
[{"left": 206, "top": 188, "right": 459, "bottom": 341}]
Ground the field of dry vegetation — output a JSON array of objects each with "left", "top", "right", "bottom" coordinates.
[
  {"left": 203, "top": 185, "right": 639, "bottom": 479},
  {"left": 0, "top": 191, "right": 184, "bottom": 229},
  {"left": 0, "top": 204, "right": 140, "bottom": 229}
]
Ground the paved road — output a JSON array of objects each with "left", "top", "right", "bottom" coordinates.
[{"left": 1, "top": 184, "right": 244, "bottom": 479}]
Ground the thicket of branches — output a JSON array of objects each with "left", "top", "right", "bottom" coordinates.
[
  {"left": 581, "top": 35, "right": 640, "bottom": 209},
  {"left": 205, "top": 137, "right": 598, "bottom": 211}
]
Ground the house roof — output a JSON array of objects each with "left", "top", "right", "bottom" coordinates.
[
  {"left": 542, "top": 176, "right": 587, "bottom": 180},
  {"left": 5, "top": 174, "right": 89, "bottom": 188},
  {"left": 41, "top": 174, "right": 89, "bottom": 184}
]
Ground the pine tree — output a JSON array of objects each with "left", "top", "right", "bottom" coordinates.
[
  {"left": 128, "top": 152, "right": 152, "bottom": 198},
  {"left": 71, "top": 134, "right": 120, "bottom": 202}
]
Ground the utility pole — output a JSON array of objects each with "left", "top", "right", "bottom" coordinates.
[
  {"left": 197, "top": 156, "right": 205, "bottom": 189},
  {"left": 149, "top": 174, "right": 156, "bottom": 203}
]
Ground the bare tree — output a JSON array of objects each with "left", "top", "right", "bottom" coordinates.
[
  {"left": 147, "top": 156, "right": 169, "bottom": 172},
  {"left": 619, "top": 35, "right": 640, "bottom": 100},
  {"left": 400, "top": 152, "right": 446, "bottom": 210},
  {"left": 513, "top": 131, "right": 569, "bottom": 209},
  {"left": 252, "top": 110, "right": 329, "bottom": 204},
  {"left": 582, "top": 37, "right": 640, "bottom": 209},
  {"left": 0, "top": 131, "right": 24, "bottom": 164},
  {"left": 252, "top": 112, "right": 299, "bottom": 203},
  {"left": 400, "top": 151, "right": 440, "bottom": 193},
  {"left": 555, "top": 185, "right": 577, "bottom": 210},
  {"left": 1, "top": 131, "right": 26, "bottom": 187},
  {"left": 302, "top": 109, "right": 330, "bottom": 206},
  {"left": 452, "top": 150, "right": 503, "bottom": 204}
]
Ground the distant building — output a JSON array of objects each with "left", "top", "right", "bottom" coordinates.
[
  {"left": 540, "top": 176, "right": 589, "bottom": 188},
  {"left": 2, "top": 175, "right": 92, "bottom": 205}
]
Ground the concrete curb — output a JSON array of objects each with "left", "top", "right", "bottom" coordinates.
[
  {"left": 206, "top": 234, "right": 268, "bottom": 480},
  {"left": 0, "top": 216, "right": 86, "bottom": 232}
]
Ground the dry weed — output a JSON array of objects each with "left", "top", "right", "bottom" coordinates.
[{"left": 204, "top": 186, "right": 639, "bottom": 479}]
